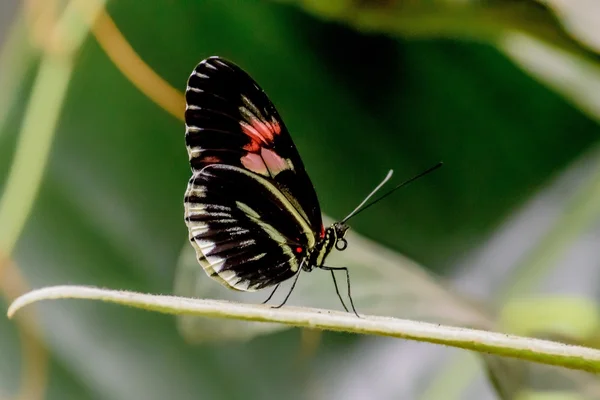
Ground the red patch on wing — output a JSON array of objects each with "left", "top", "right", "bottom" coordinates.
[
  {"left": 320, "top": 226, "right": 325, "bottom": 239},
  {"left": 241, "top": 117, "right": 282, "bottom": 152},
  {"left": 240, "top": 152, "right": 267, "bottom": 175},
  {"left": 269, "top": 119, "right": 282, "bottom": 134},
  {"left": 295, "top": 247, "right": 303, "bottom": 254},
  {"left": 261, "top": 148, "right": 288, "bottom": 174},
  {"left": 240, "top": 148, "right": 290, "bottom": 177},
  {"left": 202, "top": 156, "right": 221, "bottom": 163}
]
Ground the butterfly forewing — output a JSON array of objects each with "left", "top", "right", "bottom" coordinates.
[{"left": 184, "top": 56, "right": 323, "bottom": 291}]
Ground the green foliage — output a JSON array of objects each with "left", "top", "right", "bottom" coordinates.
[{"left": 2, "top": 1, "right": 600, "bottom": 399}]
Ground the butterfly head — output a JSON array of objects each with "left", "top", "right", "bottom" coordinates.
[{"left": 332, "top": 221, "right": 349, "bottom": 251}]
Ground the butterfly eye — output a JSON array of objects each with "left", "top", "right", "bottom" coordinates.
[{"left": 335, "top": 238, "right": 348, "bottom": 251}]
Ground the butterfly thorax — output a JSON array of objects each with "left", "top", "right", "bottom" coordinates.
[{"left": 304, "top": 222, "right": 349, "bottom": 271}]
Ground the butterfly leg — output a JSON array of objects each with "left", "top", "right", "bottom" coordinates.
[
  {"left": 262, "top": 284, "right": 280, "bottom": 304},
  {"left": 320, "top": 266, "right": 360, "bottom": 318},
  {"left": 272, "top": 271, "right": 301, "bottom": 309},
  {"left": 324, "top": 269, "right": 349, "bottom": 313}
]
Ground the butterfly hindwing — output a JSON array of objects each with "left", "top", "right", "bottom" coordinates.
[{"left": 185, "top": 164, "right": 314, "bottom": 291}]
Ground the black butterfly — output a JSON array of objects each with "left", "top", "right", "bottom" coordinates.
[{"left": 183, "top": 56, "right": 440, "bottom": 316}]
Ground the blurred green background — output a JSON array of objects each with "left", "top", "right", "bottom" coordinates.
[{"left": 2, "top": 0, "right": 600, "bottom": 399}]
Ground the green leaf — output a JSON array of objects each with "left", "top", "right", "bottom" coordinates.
[{"left": 8, "top": 285, "right": 600, "bottom": 375}]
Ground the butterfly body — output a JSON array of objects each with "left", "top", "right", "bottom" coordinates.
[
  {"left": 183, "top": 56, "right": 350, "bottom": 296},
  {"left": 305, "top": 222, "right": 348, "bottom": 271}
]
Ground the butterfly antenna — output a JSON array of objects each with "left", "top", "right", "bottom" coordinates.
[
  {"left": 341, "top": 170, "right": 394, "bottom": 223},
  {"left": 342, "top": 162, "right": 443, "bottom": 223}
]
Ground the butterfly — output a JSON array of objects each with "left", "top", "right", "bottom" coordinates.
[{"left": 183, "top": 56, "right": 441, "bottom": 316}]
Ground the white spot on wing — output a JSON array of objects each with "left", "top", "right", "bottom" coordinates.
[
  {"left": 188, "top": 147, "right": 203, "bottom": 158},
  {"left": 247, "top": 252, "right": 266, "bottom": 262},
  {"left": 239, "top": 106, "right": 255, "bottom": 122},
  {"left": 184, "top": 185, "right": 206, "bottom": 198},
  {"left": 188, "top": 210, "right": 231, "bottom": 218},
  {"left": 234, "top": 279, "right": 250, "bottom": 291},
  {"left": 241, "top": 95, "right": 263, "bottom": 120},
  {"left": 186, "top": 86, "right": 202, "bottom": 93},
  {"left": 194, "top": 239, "right": 216, "bottom": 253},
  {"left": 236, "top": 202, "right": 289, "bottom": 244},
  {"left": 219, "top": 270, "right": 236, "bottom": 283},
  {"left": 239, "top": 239, "right": 256, "bottom": 248},
  {"left": 258, "top": 221, "right": 287, "bottom": 243},
  {"left": 206, "top": 254, "right": 225, "bottom": 272},
  {"left": 236, "top": 202, "right": 261, "bottom": 219},
  {"left": 286, "top": 249, "right": 299, "bottom": 272},
  {"left": 191, "top": 72, "right": 209, "bottom": 79},
  {"left": 189, "top": 223, "right": 209, "bottom": 235},
  {"left": 248, "top": 283, "right": 263, "bottom": 291},
  {"left": 224, "top": 226, "right": 249, "bottom": 235},
  {"left": 186, "top": 125, "right": 202, "bottom": 132}
]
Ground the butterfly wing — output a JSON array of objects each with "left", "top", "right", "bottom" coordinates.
[
  {"left": 183, "top": 56, "right": 322, "bottom": 291},
  {"left": 185, "top": 56, "right": 323, "bottom": 232}
]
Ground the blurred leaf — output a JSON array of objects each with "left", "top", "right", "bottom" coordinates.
[
  {"left": 539, "top": 0, "right": 600, "bottom": 53},
  {"left": 501, "top": 0, "right": 600, "bottom": 122},
  {"left": 502, "top": 33, "right": 600, "bottom": 123},
  {"left": 500, "top": 297, "right": 600, "bottom": 340},
  {"left": 281, "top": 0, "right": 600, "bottom": 124},
  {"left": 0, "top": 12, "right": 37, "bottom": 144},
  {"left": 515, "top": 392, "right": 587, "bottom": 400},
  {"left": 278, "top": 0, "right": 596, "bottom": 58},
  {"left": 500, "top": 150, "right": 600, "bottom": 299}
]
